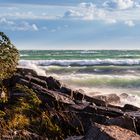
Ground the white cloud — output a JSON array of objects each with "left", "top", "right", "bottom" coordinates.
[
  {"left": 0, "top": 5, "right": 63, "bottom": 20},
  {"left": 0, "top": 2, "right": 140, "bottom": 29},
  {"left": 16, "top": 22, "right": 39, "bottom": 31},
  {"left": 103, "top": 0, "right": 136, "bottom": 10},
  {"left": 32, "top": 24, "right": 38, "bottom": 31},
  {"left": 63, "top": 2, "right": 140, "bottom": 27},
  {"left": 0, "top": 18, "right": 14, "bottom": 25},
  {"left": 0, "top": 18, "right": 39, "bottom": 31},
  {"left": 64, "top": 10, "right": 83, "bottom": 19},
  {"left": 118, "top": 0, "right": 134, "bottom": 9},
  {"left": 105, "top": 19, "right": 117, "bottom": 24},
  {"left": 63, "top": 3, "right": 106, "bottom": 21},
  {"left": 124, "top": 20, "right": 135, "bottom": 26}
]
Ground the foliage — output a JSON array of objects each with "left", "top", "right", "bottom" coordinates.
[
  {"left": 0, "top": 32, "right": 19, "bottom": 80},
  {"left": 8, "top": 114, "right": 30, "bottom": 129},
  {"left": 15, "top": 84, "right": 41, "bottom": 106}
]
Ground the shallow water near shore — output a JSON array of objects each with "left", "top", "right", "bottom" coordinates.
[{"left": 19, "top": 50, "right": 140, "bottom": 107}]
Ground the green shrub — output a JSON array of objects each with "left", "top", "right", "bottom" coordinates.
[{"left": 0, "top": 32, "right": 19, "bottom": 80}]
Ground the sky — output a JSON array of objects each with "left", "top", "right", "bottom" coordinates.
[{"left": 0, "top": 0, "right": 140, "bottom": 50}]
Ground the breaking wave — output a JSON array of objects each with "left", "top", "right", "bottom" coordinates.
[{"left": 19, "top": 59, "right": 140, "bottom": 66}]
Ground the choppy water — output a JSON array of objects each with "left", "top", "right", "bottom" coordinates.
[{"left": 19, "top": 50, "right": 140, "bottom": 107}]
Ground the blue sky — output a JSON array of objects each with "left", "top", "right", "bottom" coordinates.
[{"left": 0, "top": 0, "right": 140, "bottom": 50}]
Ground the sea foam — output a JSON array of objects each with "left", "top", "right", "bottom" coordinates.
[
  {"left": 19, "top": 60, "right": 46, "bottom": 76},
  {"left": 19, "top": 59, "right": 140, "bottom": 66}
]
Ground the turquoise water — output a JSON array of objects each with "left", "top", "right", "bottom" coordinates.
[
  {"left": 20, "top": 50, "right": 140, "bottom": 60},
  {"left": 19, "top": 50, "right": 140, "bottom": 107}
]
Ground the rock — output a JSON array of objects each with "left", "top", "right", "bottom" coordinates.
[
  {"left": 106, "top": 116, "right": 137, "bottom": 132},
  {"left": 65, "top": 136, "right": 84, "bottom": 140},
  {"left": 31, "top": 83, "right": 74, "bottom": 105},
  {"left": 70, "top": 102, "right": 91, "bottom": 111},
  {"left": 120, "top": 93, "right": 129, "bottom": 98},
  {"left": 73, "top": 91, "right": 84, "bottom": 101},
  {"left": 3, "top": 67, "right": 140, "bottom": 139},
  {"left": 106, "top": 111, "right": 140, "bottom": 134},
  {"left": 84, "top": 123, "right": 114, "bottom": 140},
  {"left": 17, "top": 67, "right": 38, "bottom": 76},
  {"left": 82, "top": 105, "right": 123, "bottom": 117},
  {"left": 60, "top": 87, "right": 85, "bottom": 101},
  {"left": 16, "top": 78, "right": 30, "bottom": 87},
  {"left": 84, "top": 123, "right": 140, "bottom": 140},
  {"left": 25, "top": 75, "right": 48, "bottom": 88},
  {"left": 123, "top": 104, "right": 140, "bottom": 112},
  {"left": 46, "top": 76, "right": 61, "bottom": 90},
  {"left": 60, "top": 86, "right": 72, "bottom": 96},
  {"left": 124, "top": 111, "right": 140, "bottom": 134},
  {"left": 94, "top": 94, "right": 120, "bottom": 105},
  {"left": 84, "top": 95, "right": 107, "bottom": 106},
  {"left": 12, "top": 75, "right": 75, "bottom": 106}
]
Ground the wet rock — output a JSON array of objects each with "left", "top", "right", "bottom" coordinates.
[
  {"left": 120, "top": 93, "right": 129, "bottom": 98},
  {"left": 84, "top": 95, "right": 107, "bottom": 106},
  {"left": 94, "top": 94, "right": 120, "bottom": 105}
]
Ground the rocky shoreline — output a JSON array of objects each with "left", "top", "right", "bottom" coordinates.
[{"left": 0, "top": 67, "right": 140, "bottom": 140}]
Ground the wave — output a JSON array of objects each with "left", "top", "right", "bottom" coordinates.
[
  {"left": 18, "top": 61, "right": 46, "bottom": 76},
  {"left": 120, "top": 94, "right": 140, "bottom": 107},
  {"left": 80, "top": 50, "right": 99, "bottom": 54},
  {"left": 20, "top": 54, "right": 29, "bottom": 57},
  {"left": 37, "top": 65, "right": 140, "bottom": 76},
  {"left": 18, "top": 60, "right": 140, "bottom": 107},
  {"left": 19, "top": 59, "right": 140, "bottom": 66},
  {"left": 51, "top": 73, "right": 140, "bottom": 88}
]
